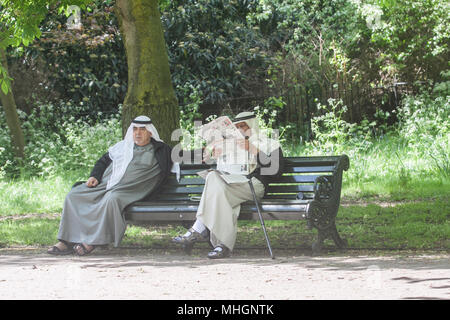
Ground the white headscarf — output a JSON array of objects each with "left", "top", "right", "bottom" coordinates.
[
  {"left": 233, "top": 111, "right": 280, "bottom": 155},
  {"left": 233, "top": 111, "right": 260, "bottom": 137},
  {"left": 106, "top": 115, "right": 162, "bottom": 190}
]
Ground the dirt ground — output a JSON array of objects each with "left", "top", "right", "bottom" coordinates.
[{"left": 0, "top": 247, "right": 449, "bottom": 301}]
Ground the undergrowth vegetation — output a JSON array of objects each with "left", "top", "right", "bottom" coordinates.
[{"left": 0, "top": 90, "right": 448, "bottom": 209}]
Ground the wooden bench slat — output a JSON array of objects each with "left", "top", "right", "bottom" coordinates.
[
  {"left": 150, "top": 195, "right": 196, "bottom": 201},
  {"left": 178, "top": 156, "right": 341, "bottom": 167},
  {"left": 157, "top": 186, "right": 205, "bottom": 194},
  {"left": 180, "top": 169, "right": 207, "bottom": 175},
  {"left": 284, "top": 156, "right": 342, "bottom": 164},
  {"left": 131, "top": 199, "right": 311, "bottom": 207},
  {"left": 267, "top": 185, "right": 315, "bottom": 193},
  {"left": 263, "top": 194, "right": 303, "bottom": 200},
  {"left": 283, "top": 166, "right": 335, "bottom": 173},
  {"left": 165, "top": 174, "right": 331, "bottom": 186},
  {"left": 270, "top": 175, "right": 330, "bottom": 184},
  {"left": 179, "top": 166, "right": 336, "bottom": 176},
  {"left": 126, "top": 199, "right": 310, "bottom": 222},
  {"left": 149, "top": 193, "right": 314, "bottom": 201},
  {"left": 165, "top": 177, "right": 205, "bottom": 186},
  {"left": 125, "top": 210, "right": 306, "bottom": 222}
]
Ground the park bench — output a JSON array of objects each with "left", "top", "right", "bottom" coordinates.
[{"left": 124, "top": 155, "right": 350, "bottom": 255}]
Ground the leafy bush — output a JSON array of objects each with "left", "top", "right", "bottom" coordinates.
[
  {"left": 396, "top": 93, "right": 449, "bottom": 145},
  {"left": 177, "top": 83, "right": 204, "bottom": 149},
  {"left": 0, "top": 102, "right": 121, "bottom": 178},
  {"left": 9, "top": 1, "right": 126, "bottom": 119},
  {"left": 360, "top": 0, "right": 450, "bottom": 84},
  {"left": 162, "top": 0, "right": 272, "bottom": 109},
  {"left": 247, "top": 0, "right": 360, "bottom": 91},
  {"left": 307, "top": 98, "right": 377, "bottom": 154},
  {"left": 395, "top": 91, "right": 449, "bottom": 178}
]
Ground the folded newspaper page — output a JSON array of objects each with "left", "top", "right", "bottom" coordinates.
[
  {"left": 195, "top": 115, "right": 281, "bottom": 185},
  {"left": 197, "top": 116, "right": 243, "bottom": 143}
]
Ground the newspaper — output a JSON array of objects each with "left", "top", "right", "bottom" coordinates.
[
  {"left": 197, "top": 116, "right": 255, "bottom": 176},
  {"left": 197, "top": 116, "right": 243, "bottom": 143}
]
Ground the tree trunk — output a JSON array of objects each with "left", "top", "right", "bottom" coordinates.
[
  {"left": 115, "top": 0, "right": 179, "bottom": 145},
  {"left": 0, "top": 48, "right": 25, "bottom": 159}
]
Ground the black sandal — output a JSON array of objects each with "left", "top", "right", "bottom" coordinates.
[
  {"left": 47, "top": 241, "right": 73, "bottom": 255},
  {"left": 73, "top": 243, "right": 96, "bottom": 256},
  {"left": 207, "top": 245, "right": 231, "bottom": 259},
  {"left": 172, "top": 228, "right": 209, "bottom": 245}
]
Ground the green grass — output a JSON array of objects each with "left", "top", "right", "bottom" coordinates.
[
  {"left": 0, "top": 170, "right": 88, "bottom": 216},
  {"left": 0, "top": 218, "right": 59, "bottom": 246},
  {"left": 337, "top": 200, "right": 450, "bottom": 249},
  {"left": 1, "top": 199, "right": 448, "bottom": 250},
  {"left": 342, "top": 175, "right": 450, "bottom": 201}
]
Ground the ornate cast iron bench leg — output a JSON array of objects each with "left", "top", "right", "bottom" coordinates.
[
  {"left": 307, "top": 200, "right": 347, "bottom": 255},
  {"left": 329, "top": 224, "right": 348, "bottom": 249},
  {"left": 312, "top": 223, "right": 347, "bottom": 256}
]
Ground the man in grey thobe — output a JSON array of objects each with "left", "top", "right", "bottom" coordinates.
[{"left": 47, "top": 116, "right": 173, "bottom": 256}]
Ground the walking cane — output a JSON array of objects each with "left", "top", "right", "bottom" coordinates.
[{"left": 248, "top": 178, "right": 275, "bottom": 259}]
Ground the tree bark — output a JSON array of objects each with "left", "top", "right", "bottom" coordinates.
[
  {"left": 0, "top": 47, "right": 25, "bottom": 159},
  {"left": 115, "top": 0, "right": 179, "bottom": 145}
]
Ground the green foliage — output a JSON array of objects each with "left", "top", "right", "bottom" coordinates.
[
  {"left": 16, "top": 2, "right": 127, "bottom": 117},
  {"left": 284, "top": 91, "right": 450, "bottom": 197},
  {"left": 395, "top": 91, "right": 449, "bottom": 178},
  {"left": 253, "top": 96, "right": 289, "bottom": 142},
  {"left": 396, "top": 94, "right": 449, "bottom": 143},
  {"left": 0, "top": 0, "right": 448, "bottom": 183},
  {"left": 356, "top": 0, "right": 450, "bottom": 83},
  {"left": 177, "top": 83, "right": 204, "bottom": 148},
  {"left": 0, "top": 102, "right": 121, "bottom": 178},
  {"left": 248, "top": 0, "right": 360, "bottom": 89},
  {"left": 162, "top": 0, "right": 271, "bottom": 106},
  {"left": 0, "top": 0, "right": 93, "bottom": 92},
  {"left": 310, "top": 99, "right": 355, "bottom": 152}
]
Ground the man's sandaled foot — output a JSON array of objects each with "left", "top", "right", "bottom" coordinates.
[
  {"left": 172, "top": 228, "right": 209, "bottom": 246},
  {"left": 73, "top": 243, "right": 95, "bottom": 256},
  {"left": 47, "top": 241, "right": 73, "bottom": 255},
  {"left": 207, "top": 245, "right": 231, "bottom": 259}
]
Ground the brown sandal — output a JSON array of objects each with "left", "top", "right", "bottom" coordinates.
[{"left": 47, "top": 241, "right": 73, "bottom": 256}]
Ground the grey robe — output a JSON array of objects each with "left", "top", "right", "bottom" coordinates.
[{"left": 57, "top": 143, "right": 162, "bottom": 247}]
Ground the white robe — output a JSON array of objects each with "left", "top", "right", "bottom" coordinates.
[{"left": 196, "top": 171, "right": 265, "bottom": 250}]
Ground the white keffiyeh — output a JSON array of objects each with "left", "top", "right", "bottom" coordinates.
[
  {"left": 107, "top": 116, "right": 162, "bottom": 190},
  {"left": 232, "top": 111, "right": 280, "bottom": 155}
]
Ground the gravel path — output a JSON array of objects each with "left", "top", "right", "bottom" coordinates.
[{"left": 0, "top": 248, "right": 448, "bottom": 300}]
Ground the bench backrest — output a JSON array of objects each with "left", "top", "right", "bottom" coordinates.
[{"left": 147, "top": 155, "right": 349, "bottom": 202}]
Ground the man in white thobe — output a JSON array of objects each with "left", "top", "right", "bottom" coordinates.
[{"left": 173, "top": 112, "right": 283, "bottom": 258}]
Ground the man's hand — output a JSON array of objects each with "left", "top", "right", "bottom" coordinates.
[
  {"left": 212, "top": 146, "right": 223, "bottom": 158},
  {"left": 86, "top": 177, "right": 99, "bottom": 188}
]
